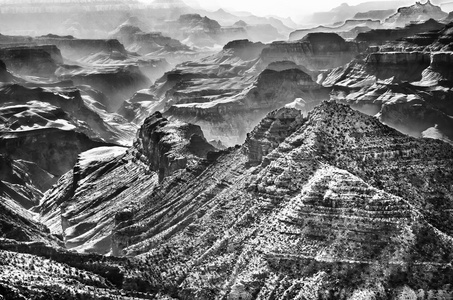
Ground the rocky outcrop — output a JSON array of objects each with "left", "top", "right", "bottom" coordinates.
[
  {"left": 134, "top": 111, "right": 215, "bottom": 181},
  {"left": 261, "top": 33, "right": 361, "bottom": 71}
]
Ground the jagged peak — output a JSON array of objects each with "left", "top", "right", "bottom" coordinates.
[{"left": 134, "top": 111, "right": 215, "bottom": 181}]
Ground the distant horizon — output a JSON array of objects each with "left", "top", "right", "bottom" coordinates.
[{"left": 142, "top": 0, "right": 449, "bottom": 20}]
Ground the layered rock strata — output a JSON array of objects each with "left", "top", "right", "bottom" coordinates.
[{"left": 36, "top": 101, "right": 453, "bottom": 299}]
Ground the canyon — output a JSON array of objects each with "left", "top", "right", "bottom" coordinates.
[{"left": 1, "top": 0, "right": 453, "bottom": 299}]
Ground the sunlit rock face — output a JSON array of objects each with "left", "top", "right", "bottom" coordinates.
[
  {"left": 261, "top": 33, "right": 361, "bottom": 71},
  {"left": 385, "top": 0, "right": 448, "bottom": 27},
  {"left": 40, "top": 101, "right": 453, "bottom": 298}
]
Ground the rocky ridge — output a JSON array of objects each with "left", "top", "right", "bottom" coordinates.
[{"left": 34, "top": 101, "right": 453, "bottom": 299}]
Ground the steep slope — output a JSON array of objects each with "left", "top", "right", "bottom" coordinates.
[
  {"left": 39, "top": 101, "right": 453, "bottom": 299},
  {"left": 39, "top": 112, "right": 215, "bottom": 254}
]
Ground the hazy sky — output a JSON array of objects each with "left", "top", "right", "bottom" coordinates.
[{"left": 187, "top": 0, "right": 391, "bottom": 17}]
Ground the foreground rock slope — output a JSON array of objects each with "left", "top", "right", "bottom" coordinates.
[{"left": 33, "top": 101, "right": 453, "bottom": 299}]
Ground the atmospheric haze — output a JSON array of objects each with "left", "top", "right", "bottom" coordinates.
[{"left": 143, "top": 0, "right": 445, "bottom": 18}]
